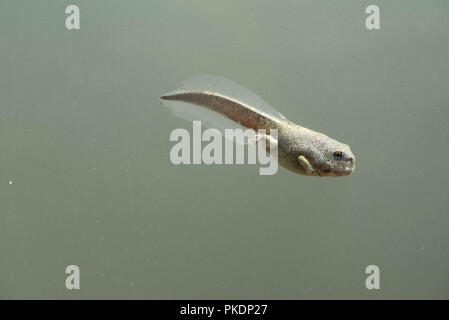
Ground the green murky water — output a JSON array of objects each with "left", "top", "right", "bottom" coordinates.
[{"left": 1, "top": 0, "right": 448, "bottom": 299}]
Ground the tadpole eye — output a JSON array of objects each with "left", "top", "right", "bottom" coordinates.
[{"left": 333, "top": 151, "right": 343, "bottom": 160}]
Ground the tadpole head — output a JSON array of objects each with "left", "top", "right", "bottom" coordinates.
[
  {"left": 308, "top": 135, "right": 355, "bottom": 177},
  {"left": 328, "top": 145, "right": 355, "bottom": 176}
]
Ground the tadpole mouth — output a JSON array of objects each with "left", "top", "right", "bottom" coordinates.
[
  {"left": 343, "top": 164, "right": 355, "bottom": 175},
  {"left": 316, "top": 161, "right": 354, "bottom": 177}
]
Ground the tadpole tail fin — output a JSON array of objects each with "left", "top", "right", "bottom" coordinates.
[{"left": 160, "top": 75, "right": 286, "bottom": 134}]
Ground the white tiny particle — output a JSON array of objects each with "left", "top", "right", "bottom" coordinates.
[{"left": 9, "top": 180, "right": 13, "bottom": 185}]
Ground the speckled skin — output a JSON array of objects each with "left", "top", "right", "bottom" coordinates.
[
  {"left": 161, "top": 91, "right": 355, "bottom": 177},
  {"left": 273, "top": 120, "right": 355, "bottom": 176}
]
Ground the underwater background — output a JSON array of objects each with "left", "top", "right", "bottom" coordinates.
[{"left": 0, "top": 0, "right": 448, "bottom": 299}]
